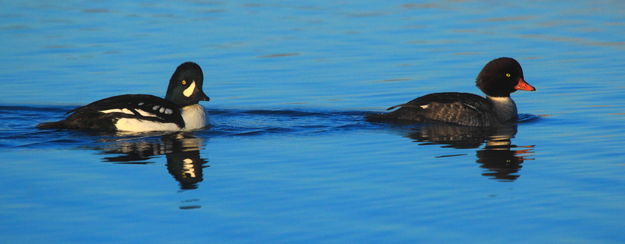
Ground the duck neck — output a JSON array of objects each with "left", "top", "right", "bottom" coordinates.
[
  {"left": 487, "top": 96, "right": 518, "bottom": 122},
  {"left": 181, "top": 104, "right": 206, "bottom": 130}
]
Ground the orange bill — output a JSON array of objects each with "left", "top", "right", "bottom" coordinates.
[{"left": 514, "top": 78, "right": 536, "bottom": 91}]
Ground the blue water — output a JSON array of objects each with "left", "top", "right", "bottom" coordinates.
[{"left": 2, "top": 0, "right": 625, "bottom": 243}]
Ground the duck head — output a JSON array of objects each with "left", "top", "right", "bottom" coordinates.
[
  {"left": 476, "top": 57, "right": 536, "bottom": 97},
  {"left": 165, "top": 62, "right": 210, "bottom": 106}
]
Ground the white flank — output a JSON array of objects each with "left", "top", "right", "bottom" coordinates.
[
  {"left": 183, "top": 81, "right": 196, "bottom": 97},
  {"left": 114, "top": 118, "right": 181, "bottom": 132},
  {"left": 420, "top": 104, "right": 429, "bottom": 109},
  {"left": 181, "top": 104, "right": 206, "bottom": 130},
  {"left": 109, "top": 104, "right": 205, "bottom": 132}
]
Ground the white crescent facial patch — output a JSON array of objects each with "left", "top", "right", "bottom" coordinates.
[{"left": 183, "top": 81, "right": 196, "bottom": 97}]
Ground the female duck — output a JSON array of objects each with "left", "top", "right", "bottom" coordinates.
[{"left": 366, "top": 57, "right": 536, "bottom": 127}]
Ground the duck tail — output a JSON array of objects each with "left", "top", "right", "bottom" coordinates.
[
  {"left": 36, "top": 120, "right": 66, "bottom": 129},
  {"left": 364, "top": 112, "right": 392, "bottom": 122}
]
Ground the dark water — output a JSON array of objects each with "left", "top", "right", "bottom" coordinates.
[{"left": 2, "top": 0, "right": 625, "bottom": 243}]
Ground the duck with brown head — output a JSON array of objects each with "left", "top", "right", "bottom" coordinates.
[{"left": 366, "top": 57, "right": 536, "bottom": 127}]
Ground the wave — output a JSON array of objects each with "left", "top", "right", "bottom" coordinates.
[
  {"left": 0, "top": 105, "right": 378, "bottom": 146},
  {"left": 1, "top": 104, "right": 539, "bottom": 182},
  {"left": 0, "top": 104, "right": 540, "bottom": 150}
]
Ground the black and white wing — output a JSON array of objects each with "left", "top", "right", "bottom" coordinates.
[{"left": 63, "top": 94, "right": 185, "bottom": 131}]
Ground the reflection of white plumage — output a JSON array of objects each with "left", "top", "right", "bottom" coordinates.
[
  {"left": 95, "top": 133, "right": 207, "bottom": 190},
  {"left": 182, "top": 158, "right": 197, "bottom": 178}
]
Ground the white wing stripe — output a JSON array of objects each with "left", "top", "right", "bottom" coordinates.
[
  {"left": 100, "top": 108, "right": 133, "bottom": 115},
  {"left": 100, "top": 108, "right": 159, "bottom": 118},
  {"left": 135, "top": 109, "right": 158, "bottom": 117}
]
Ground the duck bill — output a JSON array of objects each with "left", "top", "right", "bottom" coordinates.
[
  {"left": 201, "top": 92, "right": 210, "bottom": 102},
  {"left": 198, "top": 90, "right": 210, "bottom": 102},
  {"left": 514, "top": 78, "right": 536, "bottom": 91}
]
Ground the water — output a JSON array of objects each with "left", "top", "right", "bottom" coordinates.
[{"left": 2, "top": 0, "right": 625, "bottom": 242}]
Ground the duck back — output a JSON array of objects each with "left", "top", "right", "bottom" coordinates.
[{"left": 366, "top": 92, "right": 498, "bottom": 127}]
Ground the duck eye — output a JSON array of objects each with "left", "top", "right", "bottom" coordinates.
[
  {"left": 505, "top": 73, "right": 511, "bottom": 78},
  {"left": 181, "top": 80, "right": 187, "bottom": 85}
]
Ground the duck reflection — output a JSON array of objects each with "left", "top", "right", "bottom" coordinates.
[
  {"left": 406, "top": 123, "right": 534, "bottom": 181},
  {"left": 96, "top": 133, "right": 208, "bottom": 190}
]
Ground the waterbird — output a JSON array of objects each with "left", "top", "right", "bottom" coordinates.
[
  {"left": 366, "top": 57, "right": 536, "bottom": 127},
  {"left": 37, "top": 62, "right": 210, "bottom": 132}
]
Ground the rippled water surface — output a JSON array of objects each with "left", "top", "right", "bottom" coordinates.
[{"left": 2, "top": 0, "right": 625, "bottom": 243}]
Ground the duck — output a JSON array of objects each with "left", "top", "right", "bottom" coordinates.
[
  {"left": 37, "top": 62, "right": 210, "bottom": 132},
  {"left": 366, "top": 57, "right": 536, "bottom": 127}
]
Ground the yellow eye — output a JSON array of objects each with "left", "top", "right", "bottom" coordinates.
[
  {"left": 181, "top": 80, "right": 187, "bottom": 85},
  {"left": 505, "top": 73, "right": 511, "bottom": 78}
]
